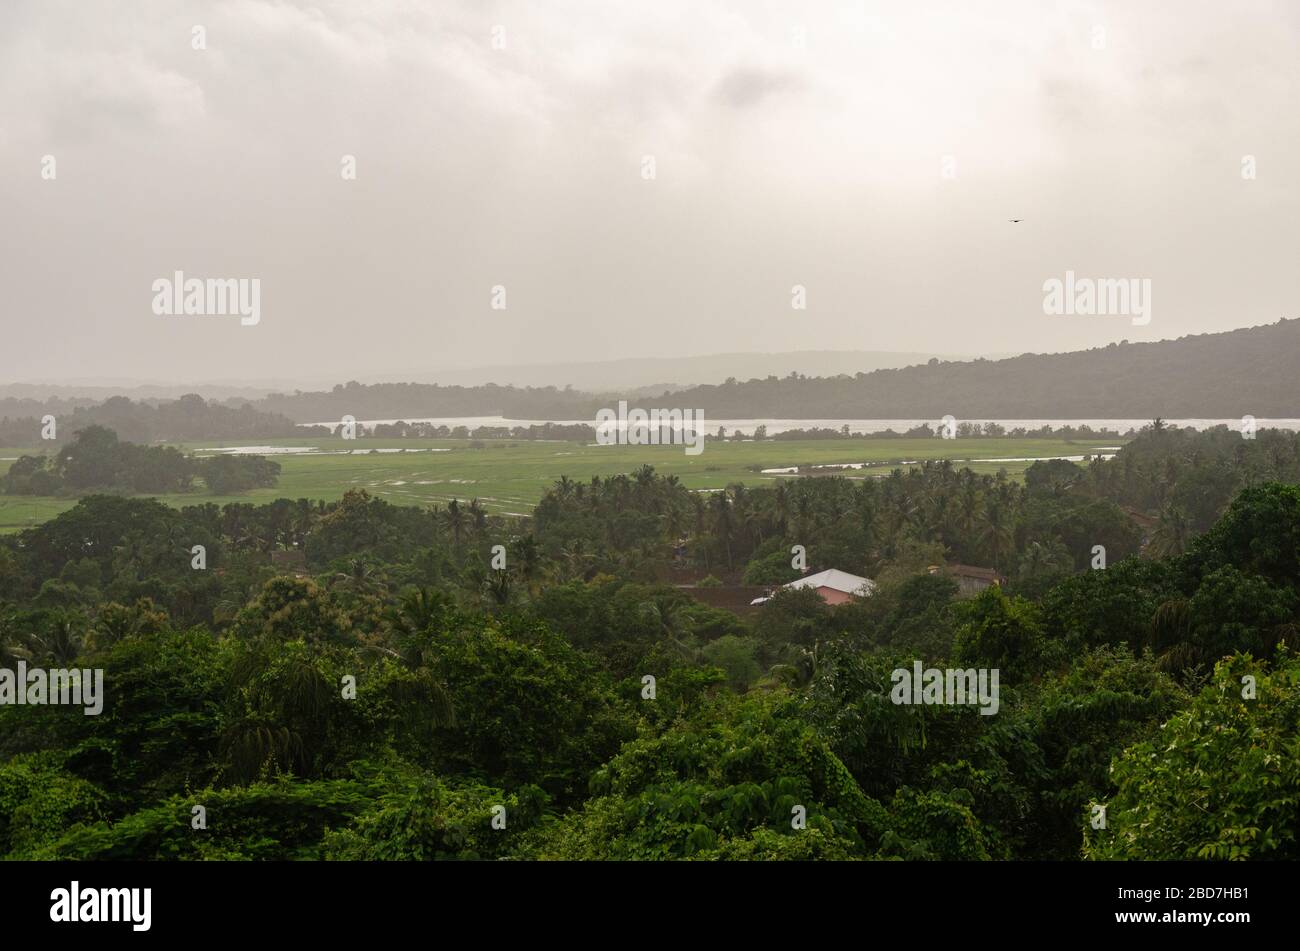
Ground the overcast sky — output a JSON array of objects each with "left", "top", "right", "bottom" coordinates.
[{"left": 2, "top": 0, "right": 1297, "bottom": 386}]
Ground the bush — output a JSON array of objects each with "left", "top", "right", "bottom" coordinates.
[{"left": 1085, "top": 652, "right": 1300, "bottom": 860}]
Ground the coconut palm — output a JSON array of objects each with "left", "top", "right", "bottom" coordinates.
[
  {"left": 333, "top": 558, "right": 385, "bottom": 596},
  {"left": 0, "top": 611, "right": 32, "bottom": 669},
  {"left": 772, "top": 482, "right": 793, "bottom": 535},
  {"left": 442, "top": 499, "right": 469, "bottom": 549},
  {"left": 639, "top": 595, "right": 696, "bottom": 656},
  {"left": 1149, "top": 502, "right": 1191, "bottom": 557},
  {"left": 27, "top": 613, "right": 86, "bottom": 667},
  {"left": 979, "top": 505, "right": 1015, "bottom": 570},
  {"left": 514, "top": 535, "right": 543, "bottom": 594},
  {"left": 467, "top": 499, "right": 488, "bottom": 536},
  {"left": 710, "top": 491, "right": 735, "bottom": 571},
  {"left": 558, "top": 539, "right": 591, "bottom": 582},
  {"left": 387, "top": 587, "right": 450, "bottom": 637},
  {"left": 484, "top": 569, "right": 512, "bottom": 608},
  {"left": 690, "top": 494, "right": 710, "bottom": 570}
]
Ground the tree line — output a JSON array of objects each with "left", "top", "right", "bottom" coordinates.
[
  {"left": 0, "top": 427, "right": 281, "bottom": 496},
  {"left": 0, "top": 393, "right": 317, "bottom": 446}
]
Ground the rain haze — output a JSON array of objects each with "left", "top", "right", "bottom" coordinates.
[{"left": 2, "top": 0, "right": 1297, "bottom": 386}]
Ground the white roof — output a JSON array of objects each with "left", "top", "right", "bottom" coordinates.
[{"left": 782, "top": 568, "right": 876, "bottom": 596}]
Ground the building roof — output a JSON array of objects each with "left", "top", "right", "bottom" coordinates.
[{"left": 783, "top": 568, "right": 877, "bottom": 596}]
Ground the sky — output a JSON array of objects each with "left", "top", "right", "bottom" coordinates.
[{"left": 1, "top": 0, "right": 1297, "bottom": 386}]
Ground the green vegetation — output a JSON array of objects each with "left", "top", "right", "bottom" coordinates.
[
  {"left": 0, "top": 434, "right": 1120, "bottom": 531},
  {"left": 0, "top": 393, "right": 312, "bottom": 445},
  {"left": 1, "top": 425, "right": 1298, "bottom": 861},
  {"left": 1, "top": 427, "right": 280, "bottom": 498}
]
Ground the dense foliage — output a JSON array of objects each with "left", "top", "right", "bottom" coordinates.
[
  {"left": 1, "top": 426, "right": 1297, "bottom": 860},
  {"left": 1, "top": 426, "right": 280, "bottom": 496}
]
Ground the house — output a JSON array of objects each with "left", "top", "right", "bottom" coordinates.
[
  {"left": 928, "top": 563, "right": 1005, "bottom": 598},
  {"left": 750, "top": 568, "right": 877, "bottom": 606}
]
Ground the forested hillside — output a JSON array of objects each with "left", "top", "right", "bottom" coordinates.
[
  {"left": 239, "top": 320, "right": 1300, "bottom": 422},
  {"left": 604, "top": 319, "right": 1300, "bottom": 419}
]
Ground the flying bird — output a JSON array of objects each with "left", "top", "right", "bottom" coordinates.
[{"left": 1008, "top": 218, "right": 1023, "bottom": 223}]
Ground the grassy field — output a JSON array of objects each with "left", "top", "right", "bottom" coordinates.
[{"left": 0, "top": 436, "right": 1123, "bottom": 532}]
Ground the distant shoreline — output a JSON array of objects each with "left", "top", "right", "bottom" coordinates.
[{"left": 297, "top": 416, "right": 1300, "bottom": 436}]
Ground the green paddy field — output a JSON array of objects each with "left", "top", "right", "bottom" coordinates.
[{"left": 0, "top": 436, "right": 1124, "bottom": 533}]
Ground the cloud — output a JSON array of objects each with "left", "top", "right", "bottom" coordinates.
[
  {"left": 0, "top": 0, "right": 1297, "bottom": 383},
  {"left": 713, "top": 64, "right": 806, "bottom": 109}
]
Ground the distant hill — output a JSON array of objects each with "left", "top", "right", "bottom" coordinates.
[
  {"left": 630, "top": 320, "right": 1300, "bottom": 419},
  {"left": 242, "top": 321, "right": 1300, "bottom": 422},
  {"left": 373, "top": 350, "right": 982, "bottom": 392},
  {"left": 0, "top": 352, "right": 982, "bottom": 405},
  {"left": 0, "top": 383, "right": 275, "bottom": 402}
]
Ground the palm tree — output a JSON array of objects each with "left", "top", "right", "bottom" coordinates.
[
  {"left": 690, "top": 494, "right": 710, "bottom": 570},
  {"left": 710, "top": 492, "right": 735, "bottom": 571},
  {"left": 467, "top": 499, "right": 488, "bottom": 536},
  {"left": 740, "top": 501, "right": 767, "bottom": 551},
  {"left": 661, "top": 503, "right": 687, "bottom": 543},
  {"left": 979, "top": 505, "right": 1015, "bottom": 571},
  {"left": 333, "top": 558, "right": 385, "bottom": 596},
  {"left": 772, "top": 482, "right": 792, "bottom": 535},
  {"left": 388, "top": 587, "right": 449, "bottom": 637},
  {"left": 515, "top": 535, "right": 543, "bottom": 594},
  {"left": 442, "top": 499, "right": 468, "bottom": 550},
  {"left": 633, "top": 464, "right": 656, "bottom": 490},
  {"left": 874, "top": 503, "right": 908, "bottom": 562},
  {"left": 1085, "top": 455, "right": 1107, "bottom": 497},
  {"left": 924, "top": 491, "right": 957, "bottom": 546},
  {"left": 290, "top": 498, "right": 314, "bottom": 549},
  {"left": 0, "top": 612, "right": 32, "bottom": 669},
  {"left": 484, "top": 569, "right": 512, "bottom": 608},
  {"left": 792, "top": 491, "right": 815, "bottom": 542},
  {"left": 1017, "top": 540, "right": 1070, "bottom": 584},
  {"left": 639, "top": 596, "right": 696, "bottom": 657},
  {"left": 559, "top": 539, "right": 591, "bottom": 582},
  {"left": 28, "top": 613, "right": 85, "bottom": 667},
  {"left": 1149, "top": 502, "right": 1191, "bottom": 557},
  {"left": 1149, "top": 598, "right": 1190, "bottom": 653},
  {"left": 956, "top": 483, "right": 984, "bottom": 546}
]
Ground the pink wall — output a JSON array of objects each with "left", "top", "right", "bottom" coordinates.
[{"left": 817, "top": 587, "right": 854, "bottom": 605}]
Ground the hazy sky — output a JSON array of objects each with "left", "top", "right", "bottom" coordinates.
[{"left": 2, "top": 0, "right": 1297, "bottom": 385}]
